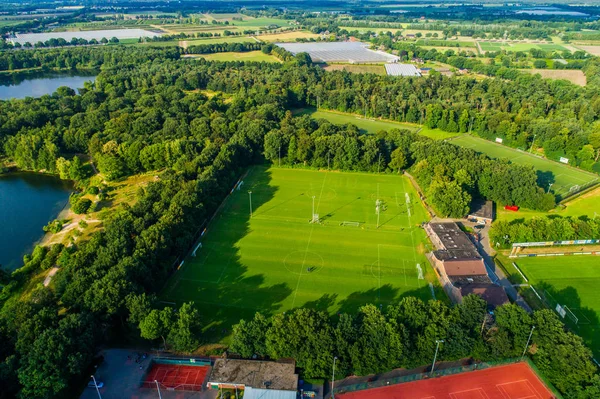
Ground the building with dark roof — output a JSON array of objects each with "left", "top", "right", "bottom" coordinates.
[
  {"left": 207, "top": 359, "right": 298, "bottom": 392},
  {"left": 425, "top": 222, "right": 508, "bottom": 308},
  {"left": 468, "top": 200, "right": 494, "bottom": 224}
]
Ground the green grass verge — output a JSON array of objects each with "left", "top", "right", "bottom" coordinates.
[
  {"left": 160, "top": 167, "right": 434, "bottom": 342},
  {"left": 448, "top": 135, "right": 598, "bottom": 198},
  {"left": 507, "top": 255, "right": 600, "bottom": 357}
]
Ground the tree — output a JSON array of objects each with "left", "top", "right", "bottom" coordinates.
[
  {"left": 389, "top": 147, "right": 407, "bottom": 173},
  {"left": 230, "top": 312, "right": 270, "bottom": 358},
  {"left": 72, "top": 198, "right": 92, "bottom": 214},
  {"left": 168, "top": 302, "right": 201, "bottom": 353},
  {"left": 428, "top": 179, "right": 471, "bottom": 218},
  {"left": 139, "top": 308, "right": 174, "bottom": 349}
]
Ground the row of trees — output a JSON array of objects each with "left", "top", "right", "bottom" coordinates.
[
  {"left": 490, "top": 216, "right": 600, "bottom": 248},
  {"left": 230, "top": 297, "right": 599, "bottom": 396},
  {"left": 0, "top": 45, "right": 594, "bottom": 398}
]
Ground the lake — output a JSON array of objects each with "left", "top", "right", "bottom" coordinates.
[
  {"left": 0, "top": 173, "right": 72, "bottom": 271},
  {"left": 0, "top": 73, "right": 96, "bottom": 100}
]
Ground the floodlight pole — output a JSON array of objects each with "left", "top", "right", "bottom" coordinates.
[
  {"left": 522, "top": 326, "right": 535, "bottom": 359},
  {"left": 312, "top": 196, "right": 316, "bottom": 220},
  {"left": 279, "top": 144, "right": 281, "bottom": 167},
  {"left": 331, "top": 356, "right": 338, "bottom": 399},
  {"left": 547, "top": 183, "right": 553, "bottom": 193},
  {"left": 376, "top": 200, "right": 380, "bottom": 229},
  {"left": 468, "top": 116, "right": 474, "bottom": 134},
  {"left": 430, "top": 339, "right": 444, "bottom": 375},
  {"left": 377, "top": 153, "right": 381, "bottom": 174},
  {"left": 248, "top": 191, "right": 253, "bottom": 218},
  {"left": 155, "top": 380, "right": 162, "bottom": 399},
  {"left": 91, "top": 375, "right": 102, "bottom": 399}
]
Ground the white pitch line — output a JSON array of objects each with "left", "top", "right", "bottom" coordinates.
[
  {"left": 402, "top": 179, "right": 421, "bottom": 287},
  {"left": 290, "top": 172, "right": 328, "bottom": 308}
]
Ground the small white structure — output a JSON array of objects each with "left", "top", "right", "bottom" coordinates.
[{"left": 385, "top": 63, "right": 421, "bottom": 77}]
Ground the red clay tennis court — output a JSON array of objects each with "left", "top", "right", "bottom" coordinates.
[
  {"left": 142, "top": 363, "right": 209, "bottom": 391},
  {"left": 337, "top": 362, "right": 555, "bottom": 399}
]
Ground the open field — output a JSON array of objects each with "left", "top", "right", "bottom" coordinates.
[
  {"left": 479, "top": 41, "right": 568, "bottom": 53},
  {"left": 189, "top": 51, "right": 280, "bottom": 63},
  {"left": 449, "top": 135, "right": 598, "bottom": 198},
  {"left": 179, "top": 36, "right": 256, "bottom": 48},
  {"left": 419, "top": 45, "right": 478, "bottom": 54},
  {"left": 297, "top": 109, "right": 420, "bottom": 134},
  {"left": 230, "top": 17, "right": 294, "bottom": 27},
  {"left": 339, "top": 26, "right": 402, "bottom": 34},
  {"left": 322, "top": 64, "right": 386, "bottom": 75},
  {"left": 519, "top": 69, "right": 586, "bottom": 86},
  {"left": 575, "top": 45, "right": 600, "bottom": 56},
  {"left": 507, "top": 255, "right": 600, "bottom": 356},
  {"left": 258, "top": 30, "right": 320, "bottom": 42},
  {"left": 160, "top": 167, "right": 434, "bottom": 340},
  {"left": 417, "top": 126, "right": 459, "bottom": 140},
  {"left": 496, "top": 184, "right": 600, "bottom": 222}
]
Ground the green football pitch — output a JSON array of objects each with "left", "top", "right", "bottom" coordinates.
[
  {"left": 449, "top": 135, "right": 598, "bottom": 198},
  {"left": 511, "top": 256, "right": 600, "bottom": 356},
  {"left": 161, "top": 167, "right": 434, "bottom": 338}
]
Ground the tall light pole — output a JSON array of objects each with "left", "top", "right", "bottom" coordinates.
[
  {"left": 430, "top": 339, "right": 444, "bottom": 375},
  {"left": 155, "top": 380, "right": 162, "bottom": 399},
  {"left": 312, "top": 195, "right": 316, "bottom": 221},
  {"left": 522, "top": 326, "right": 535, "bottom": 358},
  {"left": 331, "top": 356, "right": 338, "bottom": 399},
  {"left": 376, "top": 200, "right": 381, "bottom": 229},
  {"left": 278, "top": 144, "right": 281, "bottom": 167},
  {"left": 91, "top": 375, "right": 102, "bottom": 399},
  {"left": 248, "top": 191, "right": 253, "bottom": 218},
  {"left": 547, "top": 183, "right": 553, "bottom": 194}
]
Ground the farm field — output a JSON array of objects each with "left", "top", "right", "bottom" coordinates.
[
  {"left": 449, "top": 135, "right": 598, "bottom": 198},
  {"left": 230, "top": 17, "right": 294, "bottom": 27},
  {"left": 507, "top": 255, "right": 600, "bottom": 356},
  {"left": 339, "top": 26, "right": 402, "bottom": 34},
  {"left": 519, "top": 69, "right": 587, "bottom": 86},
  {"left": 575, "top": 45, "right": 600, "bottom": 56},
  {"left": 322, "top": 64, "right": 387, "bottom": 75},
  {"left": 191, "top": 51, "right": 280, "bottom": 62},
  {"left": 258, "top": 30, "right": 320, "bottom": 42},
  {"left": 478, "top": 41, "right": 568, "bottom": 53},
  {"left": 298, "top": 109, "right": 421, "bottom": 134},
  {"left": 160, "top": 167, "right": 434, "bottom": 340},
  {"left": 179, "top": 36, "right": 256, "bottom": 47}
]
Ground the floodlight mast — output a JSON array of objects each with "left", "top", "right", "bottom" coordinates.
[
  {"left": 430, "top": 339, "right": 444, "bottom": 375},
  {"left": 155, "top": 380, "right": 162, "bottom": 399},
  {"left": 248, "top": 191, "right": 253, "bottom": 218},
  {"left": 91, "top": 375, "right": 102, "bottom": 399},
  {"left": 312, "top": 196, "right": 316, "bottom": 221}
]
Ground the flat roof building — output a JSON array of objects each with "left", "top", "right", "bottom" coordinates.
[
  {"left": 207, "top": 359, "right": 298, "bottom": 392},
  {"left": 385, "top": 63, "right": 422, "bottom": 77},
  {"left": 468, "top": 200, "right": 494, "bottom": 224}
]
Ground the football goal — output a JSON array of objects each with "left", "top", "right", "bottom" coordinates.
[{"left": 340, "top": 221, "right": 360, "bottom": 227}]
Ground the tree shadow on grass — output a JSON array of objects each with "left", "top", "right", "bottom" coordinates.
[
  {"left": 170, "top": 166, "right": 296, "bottom": 342},
  {"left": 535, "top": 281, "right": 600, "bottom": 358},
  {"left": 536, "top": 170, "right": 555, "bottom": 190},
  {"left": 336, "top": 284, "right": 435, "bottom": 315}
]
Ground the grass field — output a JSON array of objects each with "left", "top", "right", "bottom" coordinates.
[
  {"left": 160, "top": 167, "right": 434, "bottom": 341},
  {"left": 180, "top": 36, "right": 256, "bottom": 48},
  {"left": 297, "top": 109, "right": 421, "bottom": 134},
  {"left": 507, "top": 255, "right": 600, "bottom": 356},
  {"left": 322, "top": 64, "right": 387, "bottom": 75},
  {"left": 258, "top": 30, "right": 320, "bottom": 42},
  {"left": 191, "top": 51, "right": 280, "bottom": 63},
  {"left": 449, "top": 135, "right": 598, "bottom": 198},
  {"left": 519, "top": 69, "right": 586, "bottom": 86},
  {"left": 478, "top": 41, "right": 568, "bottom": 53}
]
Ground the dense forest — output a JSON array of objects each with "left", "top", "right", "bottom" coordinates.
[{"left": 0, "top": 45, "right": 597, "bottom": 398}]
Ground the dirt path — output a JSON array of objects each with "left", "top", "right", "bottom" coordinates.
[{"left": 43, "top": 267, "right": 59, "bottom": 287}]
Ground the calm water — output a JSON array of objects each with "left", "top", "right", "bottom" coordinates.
[
  {"left": 0, "top": 173, "right": 72, "bottom": 271},
  {"left": 0, "top": 74, "right": 96, "bottom": 100}
]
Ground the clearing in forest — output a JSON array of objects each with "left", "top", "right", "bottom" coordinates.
[
  {"left": 161, "top": 167, "right": 434, "bottom": 339},
  {"left": 449, "top": 135, "right": 598, "bottom": 198}
]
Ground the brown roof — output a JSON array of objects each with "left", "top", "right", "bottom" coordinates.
[
  {"left": 208, "top": 359, "right": 298, "bottom": 391},
  {"left": 442, "top": 258, "right": 487, "bottom": 277},
  {"left": 461, "top": 284, "right": 509, "bottom": 308}
]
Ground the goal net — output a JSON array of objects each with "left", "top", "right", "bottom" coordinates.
[
  {"left": 311, "top": 214, "right": 320, "bottom": 223},
  {"left": 340, "top": 221, "right": 360, "bottom": 227},
  {"left": 564, "top": 305, "right": 579, "bottom": 325}
]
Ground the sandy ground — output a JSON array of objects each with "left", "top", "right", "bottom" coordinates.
[{"left": 519, "top": 69, "right": 587, "bottom": 86}]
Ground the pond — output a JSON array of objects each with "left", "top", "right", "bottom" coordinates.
[
  {"left": 0, "top": 173, "right": 72, "bottom": 271},
  {"left": 0, "top": 72, "right": 96, "bottom": 100}
]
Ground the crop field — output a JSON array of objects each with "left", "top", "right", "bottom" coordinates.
[
  {"left": 509, "top": 256, "right": 600, "bottom": 356},
  {"left": 339, "top": 26, "right": 402, "bottom": 34},
  {"left": 520, "top": 68, "right": 586, "bottom": 86},
  {"left": 192, "top": 51, "right": 280, "bottom": 63},
  {"left": 179, "top": 36, "right": 256, "bottom": 47},
  {"left": 479, "top": 41, "right": 568, "bottom": 53},
  {"left": 160, "top": 167, "right": 433, "bottom": 339},
  {"left": 230, "top": 17, "right": 294, "bottom": 27},
  {"left": 322, "top": 64, "right": 387, "bottom": 75},
  {"left": 297, "top": 109, "right": 420, "bottom": 134},
  {"left": 259, "top": 31, "right": 321, "bottom": 42},
  {"left": 449, "top": 135, "right": 598, "bottom": 198}
]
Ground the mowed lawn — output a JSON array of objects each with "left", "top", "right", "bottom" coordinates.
[
  {"left": 297, "top": 108, "right": 421, "bottom": 134},
  {"left": 192, "top": 51, "right": 280, "bottom": 62},
  {"left": 511, "top": 256, "right": 600, "bottom": 356},
  {"left": 449, "top": 135, "right": 598, "bottom": 197},
  {"left": 161, "top": 167, "right": 433, "bottom": 339}
]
